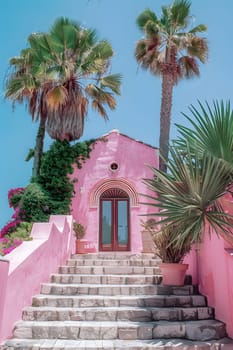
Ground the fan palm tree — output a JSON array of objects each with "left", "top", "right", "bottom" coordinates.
[
  {"left": 135, "top": 0, "right": 208, "bottom": 172},
  {"left": 29, "top": 18, "right": 122, "bottom": 141},
  {"left": 6, "top": 17, "right": 122, "bottom": 177},
  {"left": 5, "top": 47, "right": 48, "bottom": 177}
]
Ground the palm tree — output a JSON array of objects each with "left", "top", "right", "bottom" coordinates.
[
  {"left": 6, "top": 17, "right": 121, "bottom": 177},
  {"left": 135, "top": 0, "right": 208, "bottom": 172},
  {"left": 5, "top": 48, "right": 48, "bottom": 178},
  {"left": 29, "top": 18, "right": 122, "bottom": 142}
]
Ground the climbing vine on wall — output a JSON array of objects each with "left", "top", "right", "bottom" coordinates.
[{"left": 5, "top": 139, "right": 95, "bottom": 225}]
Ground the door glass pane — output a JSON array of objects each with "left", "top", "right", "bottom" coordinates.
[
  {"left": 102, "top": 201, "right": 112, "bottom": 245},
  {"left": 117, "top": 201, "right": 128, "bottom": 244}
]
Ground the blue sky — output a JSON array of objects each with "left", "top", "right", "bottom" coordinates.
[{"left": 0, "top": 0, "right": 233, "bottom": 227}]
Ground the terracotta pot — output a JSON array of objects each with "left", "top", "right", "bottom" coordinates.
[
  {"left": 75, "top": 239, "right": 96, "bottom": 254},
  {"left": 75, "top": 240, "right": 86, "bottom": 254},
  {"left": 159, "top": 263, "right": 189, "bottom": 286}
]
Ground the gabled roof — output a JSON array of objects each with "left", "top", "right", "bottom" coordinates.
[{"left": 99, "top": 129, "right": 158, "bottom": 150}]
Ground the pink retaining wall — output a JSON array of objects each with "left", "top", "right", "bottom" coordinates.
[
  {"left": 184, "top": 194, "right": 233, "bottom": 338},
  {"left": 71, "top": 130, "right": 159, "bottom": 252},
  {"left": 196, "top": 233, "right": 233, "bottom": 337},
  {"left": 185, "top": 238, "right": 233, "bottom": 339},
  {"left": 0, "top": 215, "right": 75, "bottom": 343}
]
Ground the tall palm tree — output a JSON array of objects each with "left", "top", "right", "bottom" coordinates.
[
  {"left": 6, "top": 17, "right": 121, "bottom": 177},
  {"left": 135, "top": 0, "right": 208, "bottom": 172},
  {"left": 5, "top": 47, "right": 48, "bottom": 177}
]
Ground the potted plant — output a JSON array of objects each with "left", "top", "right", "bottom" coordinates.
[
  {"left": 73, "top": 221, "right": 86, "bottom": 254},
  {"left": 141, "top": 219, "right": 191, "bottom": 285},
  {"left": 143, "top": 145, "right": 233, "bottom": 285}
]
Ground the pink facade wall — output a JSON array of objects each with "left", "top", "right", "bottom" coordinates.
[
  {"left": 0, "top": 215, "right": 75, "bottom": 343},
  {"left": 71, "top": 130, "right": 159, "bottom": 252}
]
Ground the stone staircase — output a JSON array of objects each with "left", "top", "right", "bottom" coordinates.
[{"left": 2, "top": 253, "right": 233, "bottom": 349}]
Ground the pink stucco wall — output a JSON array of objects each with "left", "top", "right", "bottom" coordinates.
[
  {"left": 184, "top": 194, "right": 233, "bottom": 338},
  {"left": 0, "top": 215, "right": 75, "bottom": 343},
  {"left": 71, "top": 129, "right": 159, "bottom": 252},
  {"left": 195, "top": 233, "right": 233, "bottom": 337}
]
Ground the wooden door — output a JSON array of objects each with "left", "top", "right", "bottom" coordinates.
[{"left": 99, "top": 189, "right": 130, "bottom": 251}]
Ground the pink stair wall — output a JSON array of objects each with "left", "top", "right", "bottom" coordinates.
[{"left": 0, "top": 215, "right": 75, "bottom": 343}]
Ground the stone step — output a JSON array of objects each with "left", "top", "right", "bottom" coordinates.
[
  {"left": 22, "top": 306, "right": 214, "bottom": 322},
  {"left": 41, "top": 283, "right": 160, "bottom": 296},
  {"left": 51, "top": 274, "right": 162, "bottom": 285},
  {"left": 71, "top": 253, "right": 156, "bottom": 260},
  {"left": 66, "top": 258, "right": 161, "bottom": 267},
  {"left": 59, "top": 265, "right": 161, "bottom": 274},
  {"left": 3, "top": 337, "right": 233, "bottom": 350},
  {"left": 40, "top": 283, "right": 196, "bottom": 296},
  {"left": 32, "top": 294, "right": 207, "bottom": 308},
  {"left": 13, "top": 320, "right": 226, "bottom": 341}
]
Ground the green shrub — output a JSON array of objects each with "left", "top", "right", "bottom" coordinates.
[{"left": 19, "top": 183, "right": 51, "bottom": 222}]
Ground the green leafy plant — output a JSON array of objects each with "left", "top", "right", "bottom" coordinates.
[
  {"left": 18, "top": 183, "right": 50, "bottom": 222},
  {"left": 36, "top": 139, "right": 94, "bottom": 216},
  {"left": 73, "top": 221, "right": 86, "bottom": 240}
]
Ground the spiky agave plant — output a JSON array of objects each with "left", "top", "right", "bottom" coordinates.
[
  {"left": 143, "top": 146, "right": 233, "bottom": 249},
  {"left": 174, "top": 100, "right": 233, "bottom": 165}
]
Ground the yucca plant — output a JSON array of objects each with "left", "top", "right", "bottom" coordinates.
[
  {"left": 141, "top": 219, "right": 191, "bottom": 263},
  {"left": 143, "top": 146, "right": 233, "bottom": 251}
]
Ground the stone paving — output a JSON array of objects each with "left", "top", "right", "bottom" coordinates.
[{"left": 1, "top": 252, "right": 233, "bottom": 349}]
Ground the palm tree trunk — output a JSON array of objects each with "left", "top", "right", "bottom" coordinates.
[
  {"left": 32, "top": 117, "right": 46, "bottom": 178},
  {"left": 159, "top": 71, "right": 174, "bottom": 173}
]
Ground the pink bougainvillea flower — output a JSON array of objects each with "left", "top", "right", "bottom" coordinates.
[{"left": 0, "top": 220, "right": 21, "bottom": 238}]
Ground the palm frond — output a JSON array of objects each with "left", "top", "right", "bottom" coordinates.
[
  {"left": 46, "top": 86, "right": 68, "bottom": 111},
  {"left": 189, "top": 24, "right": 207, "bottom": 34},
  {"left": 175, "top": 100, "right": 233, "bottom": 163},
  {"left": 187, "top": 37, "right": 208, "bottom": 63},
  {"left": 100, "top": 74, "right": 122, "bottom": 95},
  {"left": 136, "top": 9, "right": 158, "bottom": 31},
  {"left": 178, "top": 56, "right": 199, "bottom": 79},
  {"left": 143, "top": 146, "right": 233, "bottom": 245},
  {"left": 92, "top": 100, "right": 108, "bottom": 119},
  {"left": 170, "top": 0, "right": 191, "bottom": 27}
]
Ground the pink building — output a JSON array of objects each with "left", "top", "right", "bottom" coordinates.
[{"left": 70, "top": 129, "right": 158, "bottom": 253}]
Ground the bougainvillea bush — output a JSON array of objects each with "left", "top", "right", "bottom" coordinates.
[
  {"left": 0, "top": 187, "right": 31, "bottom": 256},
  {"left": 0, "top": 222, "right": 33, "bottom": 256},
  {"left": 0, "top": 139, "right": 94, "bottom": 256}
]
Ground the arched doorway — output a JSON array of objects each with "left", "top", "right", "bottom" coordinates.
[{"left": 99, "top": 188, "right": 130, "bottom": 251}]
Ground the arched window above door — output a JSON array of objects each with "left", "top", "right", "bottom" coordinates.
[
  {"left": 90, "top": 178, "right": 139, "bottom": 208},
  {"left": 100, "top": 188, "right": 128, "bottom": 199}
]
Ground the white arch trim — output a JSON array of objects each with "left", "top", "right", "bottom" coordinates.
[{"left": 90, "top": 178, "right": 139, "bottom": 208}]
